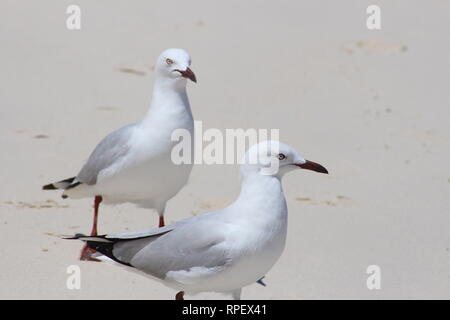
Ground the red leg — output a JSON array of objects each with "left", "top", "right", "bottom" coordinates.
[
  {"left": 175, "top": 291, "right": 185, "bottom": 300},
  {"left": 159, "top": 216, "right": 165, "bottom": 228},
  {"left": 90, "top": 195, "right": 102, "bottom": 236},
  {"left": 80, "top": 196, "right": 103, "bottom": 261}
]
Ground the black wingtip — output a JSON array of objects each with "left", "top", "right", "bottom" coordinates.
[
  {"left": 43, "top": 177, "right": 77, "bottom": 191},
  {"left": 63, "top": 233, "right": 87, "bottom": 240},
  {"left": 65, "top": 234, "right": 133, "bottom": 268},
  {"left": 42, "top": 183, "right": 57, "bottom": 190},
  {"left": 256, "top": 277, "right": 267, "bottom": 287},
  {"left": 86, "top": 239, "right": 133, "bottom": 267}
]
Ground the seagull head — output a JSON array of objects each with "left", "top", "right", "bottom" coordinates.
[
  {"left": 155, "top": 48, "right": 197, "bottom": 83},
  {"left": 241, "top": 140, "right": 328, "bottom": 178}
]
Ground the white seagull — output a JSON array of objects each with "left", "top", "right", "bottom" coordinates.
[
  {"left": 69, "top": 141, "right": 328, "bottom": 299},
  {"left": 44, "top": 48, "right": 197, "bottom": 260}
]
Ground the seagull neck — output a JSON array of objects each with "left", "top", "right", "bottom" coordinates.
[
  {"left": 144, "top": 78, "right": 191, "bottom": 121},
  {"left": 234, "top": 174, "right": 287, "bottom": 216}
]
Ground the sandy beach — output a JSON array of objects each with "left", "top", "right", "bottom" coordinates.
[{"left": 0, "top": 0, "right": 449, "bottom": 299}]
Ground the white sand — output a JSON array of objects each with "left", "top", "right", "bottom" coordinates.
[{"left": 0, "top": 0, "right": 449, "bottom": 299}]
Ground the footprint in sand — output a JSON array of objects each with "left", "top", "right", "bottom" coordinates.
[
  {"left": 342, "top": 39, "right": 407, "bottom": 55},
  {"left": 34, "top": 134, "right": 49, "bottom": 139},
  {"left": 116, "top": 67, "right": 147, "bottom": 76},
  {"left": 4, "top": 200, "right": 69, "bottom": 209},
  {"left": 295, "top": 195, "right": 351, "bottom": 206}
]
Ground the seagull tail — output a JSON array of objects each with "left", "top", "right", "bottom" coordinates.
[
  {"left": 42, "top": 177, "right": 79, "bottom": 190},
  {"left": 43, "top": 177, "right": 87, "bottom": 199}
]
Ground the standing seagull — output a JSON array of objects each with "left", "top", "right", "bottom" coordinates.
[
  {"left": 70, "top": 141, "right": 328, "bottom": 299},
  {"left": 44, "top": 48, "right": 197, "bottom": 260}
]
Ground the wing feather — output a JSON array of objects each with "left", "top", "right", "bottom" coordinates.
[{"left": 77, "top": 123, "right": 135, "bottom": 185}]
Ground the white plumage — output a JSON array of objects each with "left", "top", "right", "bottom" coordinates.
[
  {"left": 45, "top": 48, "right": 196, "bottom": 217},
  {"left": 44, "top": 49, "right": 197, "bottom": 261},
  {"left": 74, "top": 141, "right": 328, "bottom": 299}
]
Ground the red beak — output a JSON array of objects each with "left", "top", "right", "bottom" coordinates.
[
  {"left": 296, "top": 160, "right": 328, "bottom": 174},
  {"left": 177, "top": 67, "right": 197, "bottom": 83}
]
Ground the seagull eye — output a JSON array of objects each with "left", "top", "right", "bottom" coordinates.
[
  {"left": 166, "top": 58, "right": 174, "bottom": 65},
  {"left": 278, "top": 153, "right": 286, "bottom": 161}
]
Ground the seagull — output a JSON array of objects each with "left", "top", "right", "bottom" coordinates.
[
  {"left": 43, "top": 48, "right": 197, "bottom": 261},
  {"left": 69, "top": 140, "right": 328, "bottom": 299}
]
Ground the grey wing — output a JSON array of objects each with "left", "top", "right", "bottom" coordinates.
[
  {"left": 127, "top": 218, "right": 230, "bottom": 279},
  {"left": 77, "top": 123, "right": 135, "bottom": 185}
]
